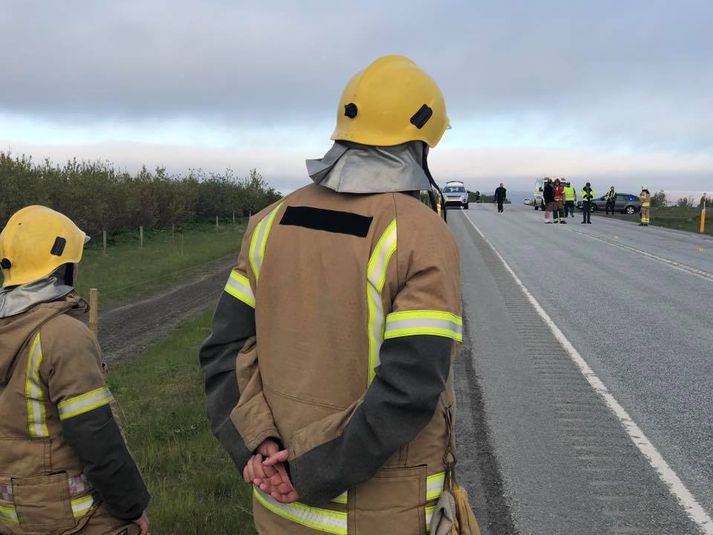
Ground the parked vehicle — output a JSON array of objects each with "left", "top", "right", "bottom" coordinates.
[
  {"left": 533, "top": 178, "right": 545, "bottom": 210},
  {"left": 533, "top": 177, "right": 563, "bottom": 210},
  {"left": 443, "top": 181, "right": 468, "bottom": 209},
  {"left": 577, "top": 193, "right": 641, "bottom": 214}
]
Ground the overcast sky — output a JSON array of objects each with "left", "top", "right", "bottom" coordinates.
[{"left": 1, "top": 0, "right": 712, "bottom": 194}]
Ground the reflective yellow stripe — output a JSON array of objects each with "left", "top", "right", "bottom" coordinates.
[
  {"left": 331, "top": 492, "right": 347, "bottom": 505},
  {"left": 366, "top": 219, "right": 397, "bottom": 384},
  {"left": 425, "top": 504, "right": 437, "bottom": 531},
  {"left": 58, "top": 386, "right": 113, "bottom": 420},
  {"left": 384, "top": 310, "right": 463, "bottom": 342},
  {"left": 224, "top": 270, "right": 255, "bottom": 308},
  {"left": 426, "top": 471, "right": 446, "bottom": 501},
  {"left": 249, "top": 203, "right": 284, "bottom": 282},
  {"left": 70, "top": 494, "right": 94, "bottom": 519},
  {"left": 25, "top": 333, "right": 48, "bottom": 438},
  {"left": 0, "top": 503, "right": 18, "bottom": 524},
  {"left": 254, "top": 488, "right": 347, "bottom": 534}
]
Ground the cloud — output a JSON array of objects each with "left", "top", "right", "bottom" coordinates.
[{"left": 1, "top": 0, "right": 712, "bottom": 182}]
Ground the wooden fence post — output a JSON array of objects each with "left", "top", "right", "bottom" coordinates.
[
  {"left": 102, "top": 231, "right": 107, "bottom": 255},
  {"left": 216, "top": 216, "right": 219, "bottom": 231},
  {"left": 88, "top": 288, "right": 99, "bottom": 337},
  {"left": 232, "top": 211, "right": 236, "bottom": 225},
  {"left": 139, "top": 226, "right": 144, "bottom": 248}
]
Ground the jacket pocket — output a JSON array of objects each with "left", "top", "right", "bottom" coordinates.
[
  {"left": 350, "top": 465, "right": 427, "bottom": 535},
  {"left": 0, "top": 437, "right": 49, "bottom": 477},
  {"left": 12, "top": 472, "right": 76, "bottom": 533}
]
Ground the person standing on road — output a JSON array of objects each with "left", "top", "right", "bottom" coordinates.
[
  {"left": 639, "top": 185, "right": 651, "bottom": 226},
  {"left": 605, "top": 186, "right": 617, "bottom": 215},
  {"left": 199, "top": 55, "right": 471, "bottom": 534},
  {"left": 563, "top": 181, "right": 577, "bottom": 218},
  {"left": 0, "top": 206, "right": 150, "bottom": 535},
  {"left": 543, "top": 178, "right": 555, "bottom": 223},
  {"left": 552, "top": 178, "right": 567, "bottom": 224},
  {"left": 495, "top": 183, "right": 507, "bottom": 213},
  {"left": 581, "top": 182, "right": 595, "bottom": 224}
]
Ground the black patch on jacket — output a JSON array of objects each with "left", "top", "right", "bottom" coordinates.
[{"left": 280, "top": 206, "right": 373, "bottom": 237}]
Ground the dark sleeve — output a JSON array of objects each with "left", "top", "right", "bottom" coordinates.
[
  {"left": 61, "top": 406, "right": 150, "bottom": 520},
  {"left": 289, "top": 336, "right": 452, "bottom": 505},
  {"left": 199, "top": 287, "right": 255, "bottom": 470}
]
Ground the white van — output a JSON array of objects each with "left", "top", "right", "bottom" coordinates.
[{"left": 443, "top": 181, "right": 468, "bottom": 209}]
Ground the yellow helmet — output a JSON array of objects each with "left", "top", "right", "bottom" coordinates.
[
  {"left": 0, "top": 206, "right": 86, "bottom": 288},
  {"left": 331, "top": 55, "right": 449, "bottom": 148}
]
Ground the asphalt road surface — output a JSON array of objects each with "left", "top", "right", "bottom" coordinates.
[{"left": 452, "top": 204, "right": 712, "bottom": 535}]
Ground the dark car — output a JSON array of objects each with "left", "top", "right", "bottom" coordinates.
[{"left": 578, "top": 193, "right": 640, "bottom": 214}]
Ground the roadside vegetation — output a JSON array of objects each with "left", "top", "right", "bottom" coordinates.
[
  {"left": 606, "top": 192, "right": 712, "bottom": 236},
  {"left": 107, "top": 308, "right": 256, "bottom": 534},
  {"left": 643, "top": 206, "right": 712, "bottom": 236},
  {"left": 0, "top": 152, "right": 281, "bottom": 234}
]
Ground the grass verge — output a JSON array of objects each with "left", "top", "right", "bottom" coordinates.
[
  {"left": 599, "top": 207, "right": 711, "bottom": 236},
  {"left": 75, "top": 221, "right": 246, "bottom": 304},
  {"left": 106, "top": 308, "right": 256, "bottom": 534}
]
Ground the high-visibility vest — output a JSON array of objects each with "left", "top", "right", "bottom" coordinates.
[
  {"left": 581, "top": 188, "right": 595, "bottom": 201},
  {"left": 563, "top": 186, "right": 576, "bottom": 201}
]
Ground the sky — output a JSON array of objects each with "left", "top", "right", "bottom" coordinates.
[{"left": 1, "top": 0, "right": 712, "bottom": 195}]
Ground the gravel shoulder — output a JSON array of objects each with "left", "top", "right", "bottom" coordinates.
[{"left": 97, "top": 255, "right": 233, "bottom": 362}]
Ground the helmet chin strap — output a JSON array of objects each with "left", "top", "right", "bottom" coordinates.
[{"left": 421, "top": 144, "right": 447, "bottom": 221}]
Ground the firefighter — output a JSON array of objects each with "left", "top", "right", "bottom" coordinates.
[
  {"left": 640, "top": 185, "right": 651, "bottom": 226},
  {"left": 0, "top": 206, "right": 150, "bottom": 535},
  {"left": 581, "top": 182, "right": 595, "bottom": 224},
  {"left": 200, "top": 55, "right": 468, "bottom": 534},
  {"left": 552, "top": 178, "right": 566, "bottom": 224},
  {"left": 605, "top": 186, "right": 616, "bottom": 215}
]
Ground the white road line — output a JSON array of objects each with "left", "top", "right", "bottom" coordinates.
[
  {"left": 569, "top": 228, "right": 713, "bottom": 283},
  {"left": 460, "top": 211, "right": 713, "bottom": 535}
]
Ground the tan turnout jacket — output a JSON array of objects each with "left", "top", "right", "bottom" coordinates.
[
  {"left": 0, "top": 294, "right": 146, "bottom": 535},
  {"left": 201, "top": 184, "right": 462, "bottom": 534}
]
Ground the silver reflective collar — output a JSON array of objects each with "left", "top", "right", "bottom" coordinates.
[
  {"left": 0, "top": 275, "right": 74, "bottom": 318},
  {"left": 306, "top": 141, "right": 431, "bottom": 194}
]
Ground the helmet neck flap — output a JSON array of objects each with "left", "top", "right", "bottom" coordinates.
[
  {"left": 307, "top": 140, "right": 431, "bottom": 194},
  {"left": 0, "top": 267, "right": 74, "bottom": 318}
]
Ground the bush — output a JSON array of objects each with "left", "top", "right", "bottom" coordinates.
[{"left": 0, "top": 153, "right": 282, "bottom": 236}]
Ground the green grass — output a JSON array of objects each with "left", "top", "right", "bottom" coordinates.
[
  {"left": 75, "top": 221, "right": 246, "bottom": 304},
  {"left": 602, "top": 207, "right": 712, "bottom": 236},
  {"left": 647, "top": 207, "right": 712, "bottom": 236},
  {"left": 107, "top": 308, "right": 256, "bottom": 535},
  {"left": 1, "top": 221, "right": 246, "bottom": 303}
]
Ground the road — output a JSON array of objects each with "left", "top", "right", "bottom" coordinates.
[{"left": 452, "top": 204, "right": 713, "bottom": 535}]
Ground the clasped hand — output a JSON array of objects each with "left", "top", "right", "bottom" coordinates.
[{"left": 243, "top": 439, "right": 299, "bottom": 503}]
